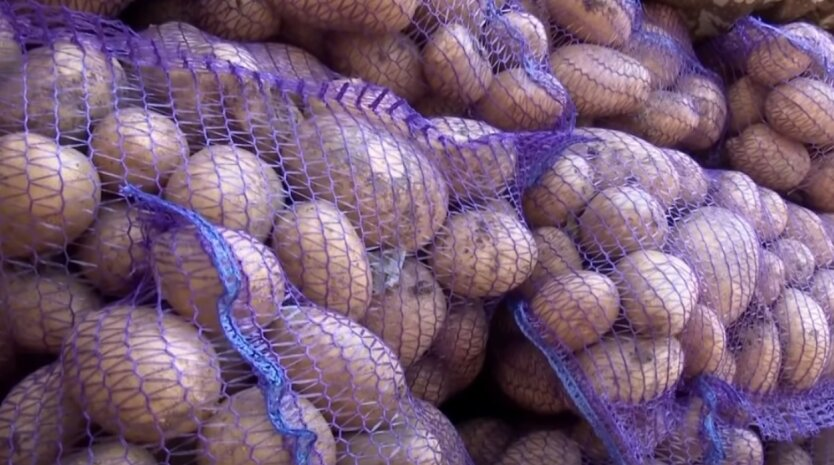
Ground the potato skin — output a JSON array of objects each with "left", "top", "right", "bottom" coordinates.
[
  {"left": 765, "top": 77, "right": 834, "bottom": 146},
  {"left": 195, "top": 0, "right": 281, "bottom": 42},
  {"left": 272, "top": 200, "right": 372, "bottom": 322},
  {"left": 456, "top": 418, "right": 514, "bottom": 465},
  {"left": 269, "top": 0, "right": 417, "bottom": 33},
  {"left": 423, "top": 24, "right": 493, "bottom": 106},
  {"left": 522, "top": 153, "right": 595, "bottom": 228},
  {"left": 664, "top": 148, "right": 708, "bottom": 207},
  {"left": 621, "top": 27, "right": 684, "bottom": 90},
  {"left": 811, "top": 269, "right": 834, "bottom": 323},
  {"left": 757, "top": 187, "right": 788, "bottom": 242},
  {"left": 722, "top": 428, "right": 764, "bottom": 465},
  {"left": 733, "top": 317, "right": 783, "bottom": 394},
  {"left": 496, "top": 430, "right": 582, "bottom": 465},
  {"left": 710, "top": 170, "right": 763, "bottom": 230},
  {"left": 765, "top": 443, "right": 812, "bottom": 465},
  {"left": 784, "top": 203, "right": 834, "bottom": 268},
  {"left": 520, "top": 227, "right": 583, "bottom": 297},
  {"left": 679, "top": 305, "right": 729, "bottom": 378},
  {"left": 773, "top": 288, "right": 831, "bottom": 390},
  {"left": 603, "top": 90, "right": 699, "bottom": 147},
  {"left": 804, "top": 152, "right": 834, "bottom": 213},
  {"left": 482, "top": 11, "right": 549, "bottom": 68},
  {"left": 429, "top": 298, "right": 489, "bottom": 391},
  {"left": 726, "top": 124, "right": 811, "bottom": 192},
  {"left": 543, "top": 0, "right": 634, "bottom": 46},
  {"left": 473, "top": 67, "right": 569, "bottom": 131},
  {"left": 493, "top": 341, "right": 569, "bottom": 414},
  {"left": 755, "top": 249, "right": 786, "bottom": 306},
  {"left": 38, "top": 0, "right": 132, "bottom": 16},
  {"left": 728, "top": 76, "right": 768, "bottom": 134},
  {"left": 244, "top": 41, "right": 334, "bottom": 83},
  {"left": 769, "top": 238, "right": 815, "bottom": 286},
  {"left": 58, "top": 442, "right": 157, "bottom": 465},
  {"left": 676, "top": 74, "right": 728, "bottom": 151}
]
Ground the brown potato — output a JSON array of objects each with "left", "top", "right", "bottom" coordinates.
[
  {"left": 733, "top": 317, "right": 782, "bottom": 394},
  {"left": 811, "top": 269, "right": 834, "bottom": 323},
  {"left": 621, "top": 27, "right": 684, "bottom": 90},
  {"left": 679, "top": 304, "right": 729, "bottom": 378},
  {"left": 773, "top": 288, "right": 831, "bottom": 390},
  {"left": 430, "top": 208, "right": 538, "bottom": 298},
  {"left": 272, "top": 200, "right": 372, "bottom": 322},
  {"left": 406, "top": 355, "right": 453, "bottom": 407},
  {"left": 765, "top": 442, "right": 812, "bottom": 465},
  {"left": 522, "top": 153, "right": 595, "bottom": 228},
  {"left": 728, "top": 76, "right": 768, "bottom": 134},
  {"left": 602, "top": 90, "right": 699, "bottom": 147},
  {"left": 37, "top": 0, "right": 132, "bottom": 15},
  {"left": 423, "top": 24, "right": 493, "bottom": 106},
  {"left": 520, "top": 227, "right": 583, "bottom": 297},
  {"left": 549, "top": 44, "right": 651, "bottom": 119},
  {"left": 456, "top": 418, "right": 514, "bottom": 465},
  {"left": 58, "top": 441, "right": 157, "bottom": 465},
  {"left": 483, "top": 11, "right": 549, "bottom": 68},
  {"left": 710, "top": 170, "right": 763, "bottom": 231},
  {"left": 473, "top": 67, "right": 569, "bottom": 131},
  {"left": 152, "top": 225, "right": 285, "bottom": 334},
  {"left": 1, "top": 269, "right": 100, "bottom": 354},
  {"left": 715, "top": 349, "right": 738, "bottom": 383},
  {"left": 0, "top": 132, "right": 101, "bottom": 259},
  {"left": 663, "top": 148, "right": 708, "bottom": 207},
  {"left": 804, "top": 151, "right": 834, "bottom": 213},
  {"left": 757, "top": 187, "right": 788, "bottom": 242},
  {"left": 90, "top": 107, "right": 188, "bottom": 194},
  {"left": 578, "top": 185, "right": 668, "bottom": 258},
  {"left": 283, "top": 114, "right": 448, "bottom": 253},
  {"left": 243, "top": 42, "right": 334, "bottom": 83},
  {"left": 543, "top": 0, "right": 635, "bottom": 46},
  {"left": 769, "top": 238, "right": 815, "bottom": 286},
  {"left": 722, "top": 428, "right": 764, "bottom": 465},
  {"left": 642, "top": 3, "right": 691, "bottom": 50},
  {"left": 493, "top": 340, "right": 570, "bottom": 414},
  {"left": 195, "top": 0, "right": 281, "bottom": 42},
  {"left": 676, "top": 74, "right": 728, "bottom": 151},
  {"left": 269, "top": 0, "right": 417, "bottom": 33},
  {"left": 496, "top": 430, "right": 582, "bottom": 465},
  {"left": 570, "top": 421, "right": 608, "bottom": 463},
  {"left": 268, "top": 305, "right": 406, "bottom": 431},
  {"left": 613, "top": 250, "right": 698, "bottom": 337},
  {"left": 198, "top": 387, "right": 336, "bottom": 465},
  {"left": 414, "top": 94, "right": 468, "bottom": 118},
  {"left": 726, "top": 124, "right": 811, "bottom": 192},
  {"left": 746, "top": 29, "right": 812, "bottom": 87},
  {"left": 755, "top": 249, "right": 786, "bottom": 306},
  {"left": 669, "top": 207, "right": 760, "bottom": 325},
  {"left": 765, "top": 77, "right": 834, "bottom": 146},
  {"left": 62, "top": 305, "right": 222, "bottom": 442},
  {"left": 784, "top": 203, "right": 834, "bottom": 267},
  {"left": 429, "top": 298, "right": 489, "bottom": 391}
]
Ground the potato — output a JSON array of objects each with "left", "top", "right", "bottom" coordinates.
[
  {"left": 811, "top": 269, "right": 834, "bottom": 323},
  {"left": 272, "top": 200, "right": 371, "bottom": 322},
  {"left": 473, "top": 67, "right": 569, "bottom": 131},
  {"left": 496, "top": 430, "right": 582, "bottom": 465},
  {"left": 765, "top": 78, "right": 834, "bottom": 146},
  {"left": 621, "top": 27, "right": 684, "bottom": 90},
  {"left": 769, "top": 238, "right": 815, "bottom": 286},
  {"left": 680, "top": 305, "right": 729, "bottom": 378},
  {"left": 59, "top": 442, "right": 157, "bottom": 465},
  {"left": 549, "top": 44, "right": 651, "bottom": 119},
  {"left": 656, "top": 398, "right": 706, "bottom": 463},
  {"left": 664, "top": 148, "right": 708, "bottom": 207},
  {"left": 283, "top": 114, "right": 448, "bottom": 253},
  {"left": 493, "top": 340, "right": 569, "bottom": 414},
  {"left": 456, "top": 418, "right": 514, "bottom": 465},
  {"left": 1, "top": 269, "right": 100, "bottom": 354},
  {"left": 578, "top": 185, "right": 668, "bottom": 258},
  {"left": 406, "top": 356, "right": 453, "bottom": 407},
  {"left": 715, "top": 349, "right": 738, "bottom": 383},
  {"left": 198, "top": 387, "right": 336, "bottom": 465},
  {"left": 0, "top": 13, "right": 20, "bottom": 76},
  {"left": 758, "top": 187, "right": 788, "bottom": 242},
  {"left": 423, "top": 24, "right": 493, "bottom": 106},
  {"left": 755, "top": 249, "right": 786, "bottom": 306},
  {"left": 413, "top": 0, "right": 487, "bottom": 36},
  {"left": 483, "top": 11, "right": 549, "bottom": 68},
  {"left": 0, "top": 40, "right": 126, "bottom": 139},
  {"left": 577, "top": 336, "right": 684, "bottom": 404},
  {"left": 602, "top": 90, "right": 699, "bottom": 147},
  {"left": 268, "top": 305, "right": 406, "bottom": 430},
  {"left": 722, "top": 428, "right": 764, "bottom": 465},
  {"left": 543, "top": 0, "right": 634, "bottom": 46},
  {"left": 530, "top": 271, "right": 619, "bottom": 350},
  {"left": 772, "top": 288, "right": 831, "bottom": 390},
  {"left": 781, "top": 22, "right": 834, "bottom": 75},
  {"left": 269, "top": 0, "right": 416, "bottom": 32},
  {"left": 804, "top": 152, "right": 834, "bottom": 213},
  {"left": 668, "top": 207, "right": 759, "bottom": 325},
  {"left": 784, "top": 203, "right": 834, "bottom": 267},
  {"left": 613, "top": 250, "right": 698, "bottom": 336},
  {"left": 38, "top": 0, "right": 132, "bottom": 15},
  {"left": 152, "top": 225, "right": 285, "bottom": 334},
  {"left": 195, "top": 0, "right": 281, "bottom": 42},
  {"left": 765, "top": 443, "right": 812, "bottom": 465},
  {"left": 414, "top": 95, "right": 467, "bottom": 118},
  {"left": 430, "top": 208, "right": 537, "bottom": 298},
  {"left": 429, "top": 298, "right": 489, "bottom": 391},
  {"left": 522, "top": 153, "right": 595, "bottom": 228},
  {"left": 244, "top": 42, "right": 334, "bottom": 83},
  {"left": 733, "top": 317, "right": 782, "bottom": 394},
  {"left": 710, "top": 170, "right": 763, "bottom": 231},
  {"left": 745, "top": 28, "right": 812, "bottom": 87},
  {"left": 728, "top": 76, "right": 768, "bottom": 134},
  {"left": 726, "top": 124, "right": 811, "bottom": 192},
  {"left": 520, "top": 227, "right": 583, "bottom": 297},
  {"left": 642, "top": 2, "right": 691, "bottom": 50},
  {"left": 676, "top": 73, "right": 728, "bottom": 151},
  {"left": 570, "top": 421, "right": 608, "bottom": 463},
  {"left": 327, "top": 32, "right": 425, "bottom": 103}
]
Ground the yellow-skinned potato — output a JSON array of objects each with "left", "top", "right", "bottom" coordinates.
[
  {"left": 726, "top": 124, "right": 811, "bottom": 192},
  {"left": 520, "top": 227, "right": 583, "bottom": 297},
  {"left": 804, "top": 151, "right": 834, "bottom": 213},
  {"left": 811, "top": 269, "right": 834, "bottom": 323},
  {"left": 272, "top": 200, "right": 372, "bottom": 322},
  {"left": 268, "top": 0, "right": 417, "bottom": 33},
  {"left": 496, "top": 430, "right": 582, "bottom": 465},
  {"left": 413, "top": 0, "right": 487, "bottom": 36},
  {"left": 430, "top": 297, "right": 489, "bottom": 391},
  {"left": 769, "top": 238, "right": 815, "bottom": 286},
  {"left": 734, "top": 317, "right": 782, "bottom": 394},
  {"left": 198, "top": 387, "right": 337, "bottom": 465},
  {"left": 58, "top": 442, "right": 157, "bottom": 465},
  {"left": 642, "top": 2, "right": 691, "bottom": 50},
  {"left": 423, "top": 24, "right": 493, "bottom": 106},
  {"left": 493, "top": 340, "right": 570, "bottom": 414},
  {"left": 530, "top": 271, "right": 619, "bottom": 351},
  {"left": 473, "top": 67, "right": 569, "bottom": 131},
  {"left": 710, "top": 170, "right": 763, "bottom": 233},
  {"left": 664, "top": 148, "right": 708, "bottom": 207},
  {"left": 268, "top": 305, "right": 406, "bottom": 431},
  {"left": 613, "top": 250, "right": 698, "bottom": 337},
  {"left": 746, "top": 27, "right": 812, "bottom": 87},
  {"left": 784, "top": 203, "right": 834, "bottom": 268},
  {"left": 621, "top": 27, "right": 684, "bottom": 90},
  {"left": 62, "top": 305, "right": 222, "bottom": 443},
  {"left": 722, "top": 428, "right": 764, "bottom": 465},
  {"left": 152, "top": 225, "right": 285, "bottom": 334},
  {"left": 602, "top": 90, "right": 699, "bottom": 147},
  {"left": 728, "top": 76, "right": 768, "bottom": 134},
  {"left": 679, "top": 304, "right": 729, "bottom": 378},
  {"left": 757, "top": 187, "right": 788, "bottom": 242},
  {"left": 676, "top": 73, "right": 728, "bottom": 151},
  {"left": 668, "top": 207, "right": 759, "bottom": 325},
  {"left": 195, "top": 0, "right": 281, "bottom": 42},
  {"left": 456, "top": 418, "right": 514, "bottom": 465},
  {"left": 715, "top": 349, "right": 738, "bottom": 384},
  {"left": 543, "top": 0, "right": 635, "bottom": 46},
  {"left": 765, "top": 443, "right": 812, "bottom": 465},
  {"left": 430, "top": 208, "right": 538, "bottom": 298},
  {"left": 0, "top": 132, "right": 101, "bottom": 259},
  {"left": 482, "top": 11, "right": 549, "bottom": 68},
  {"left": 406, "top": 355, "right": 454, "bottom": 406},
  {"left": 773, "top": 288, "right": 831, "bottom": 390},
  {"left": 0, "top": 364, "right": 85, "bottom": 465},
  {"left": 765, "top": 77, "right": 834, "bottom": 146},
  {"left": 755, "top": 249, "right": 786, "bottom": 306},
  {"left": 37, "top": 0, "right": 132, "bottom": 15},
  {"left": 522, "top": 153, "right": 595, "bottom": 228},
  {"left": 1, "top": 269, "right": 101, "bottom": 354},
  {"left": 244, "top": 42, "right": 334, "bottom": 83}
]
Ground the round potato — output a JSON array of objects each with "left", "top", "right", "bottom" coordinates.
[
  {"left": 728, "top": 76, "right": 768, "bottom": 134},
  {"left": 522, "top": 153, "right": 595, "bottom": 228},
  {"left": 811, "top": 269, "right": 834, "bottom": 323},
  {"left": 676, "top": 73, "right": 728, "bottom": 151},
  {"left": 664, "top": 148, "right": 708, "bottom": 207},
  {"left": 90, "top": 107, "right": 188, "bottom": 194},
  {"left": 483, "top": 11, "right": 549, "bottom": 68},
  {"left": 473, "top": 67, "right": 569, "bottom": 131},
  {"left": 784, "top": 203, "right": 834, "bottom": 267},
  {"left": 746, "top": 29, "right": 812, "bottom": 87},
  {"left": 602, "top": 90, "right": 699, "bottom": 147},
  {"left": 765, "top": 77, "right": 834, "bottom": 146},
  {"left": 773, "top": 288, "right": 831, "bottom": 390},
  {"left": 493, "top": 340, "right": 570, "bottom": 414},
  {"left": 198, "top": 387, "right": 336, "bottom": 465},
  {"left": 621, "top": 27, "right": 684, "bottom": 90},
  {"left": 496, "top": 430, "right": 582, "bottom": 465},
  {"left": 430, "top": 208, "right": 538, "bottom": 298},
  {"left": 710, "top": 170, "right": 763, "bottom": 232},
  {"left": 520, "top": 227, "right": 583, "bottom": 297},
  {"left": 733, "top": 317, "right": 782, "bottom": 394},
  {"left": 429, "top": 297, "right": 489, "bottom": 391},
  {"left": 613, "top": 250, "right": 698, "bottom": 337},
  {"left": 283, "top": 114, "right": 448, "bottom": 253},
  {"left": 549, "top": 44, "right": 651, "bottom": 119},
  {"left": 268, "top": 305, "right": 407, "bottom": 431},
  {"left": 755, "top": 249, "right": 786, "bottom": 306},
  {"left": 152, "top": 225, "right": 285, "bottom": 334},
  {"left": 804, "top": 152, "right": 834, "bottom": 213},
  {"left": 722, "top": 428, "right": 764, "bottom": 465},
  {"left": 406, "top": 355, "right": 454, "bottom": 407},
  {"left": 0, "top": 132, "right": 101, "bottom": 259},
  {"left": 530, "top": 271, "right": 620, "bottom": 350},
  {"left": 59, "top": 441, "right": 157, "bottom": 465},
  {"left": 726, "top": 124, "right": 811, "bottom": 192},
  {"left": 757, "top": 186, "right": 788, "bottom": 242},
  {"left": 423, "top": 24, "right": 493, "bottom": 106},
  {"left": 195, "top": 0, "right": 281, "bottom": 42},
  {"left": 768, "top": 238, "right": 815, "bottom": 286},
  {"left": 668, "top": 207, "right": 759, "bottom": 325},
  {"left": 679, "top": 304, "right": 729, "bottom": 378},
  {"left": 269, "top": 0, "right": 417, "bottom": 33},
  {"left": 456, "top": 418, "right": 514, "bottom": 465},
  {"left": 1, "top": 269, "right": 101, "bottom": 354},
  {"left": 577, "top": 336, "right": 684, "bottom": 404},
  {"left": 272, "top": 200, "right": 372, "bottom": 322},
  {"left": 578, "top": 185, "right": 668, "bottom": 259},
  {"left": 765, "top": 442, "right": 812, "bottom": 465},
  {"left": 121, "top": 0, "right": 195, "bottom": 29},
  {"left": 543, "top": 0, "right": 634, "bottom": 46}
]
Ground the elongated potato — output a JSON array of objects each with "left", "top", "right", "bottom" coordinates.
[
  {"left": 522, "top": 153, "right": 595, "bottom": 228},
  {"left": 676, "top": 73, "right": 728, "bottom": 151},
  {"left": 642, "top": 2, "right": 691, "bottom": 50},
  {"left": 680, "top": 305, "right": 729, "bottom": 378},
  {"left": 765, "top": 77, "right": 834, "bottom": 146},
  {"left": 728, "top": 76, "right": 768, "bottom": 134},
  {"left": 622, "top": 26, "right": 684, "bottom": 90},
  {"left": 482, "top": 11, "right": 549, "bottom": 68},
  {"left": 811, "top": 269, "right": 834, "bottom": 323},
  {"left": 406, "top": 355, "right": 454, "bottom": 407},
  {"left": 773, "top": 288, "right": 831, "bottom": 390},
  {"left": 755, "top": 249, "right": 786, "bottom": 306},
  {"left": 244, "top": 42, "right": 334, "bottom": 83},
  {"left": 769, "top": 238, "right": 815, "bottom": 286},
  {"left": 530, "top": 271, "right": 620, "bottom": 350},
  {"left": 804, "top": 152, "right": 834, "bottom": 213},
  {"left": 195, "top": 0, "right": 281, "bottom": 42},
  {"left": 430, "top": 208, "right": 537, "bottom": 298},
  {"left": 283, "top": 114, "right": 448, "bottom": 253},
  {"left": 758, "top": 187, "right": 788, "bottom": 242},
  {"left": 726, "top": 124, "right": 811, "bottom": 192},
  {"left": 456, "top": 418, "right": 514, "bottom": 465},
  {"left": 602, "top": 90, "right": 699, "bottom": 147},
  {"left": 59, "top": 442, "right": 157, "bottom": 465},
  {"left": 710, "top": 170, "right": 763, "bottom": 232},
  {"left": 578, "top": 185, "right": 668, "bottom": 258},
  {"left": 269, "top": 0, "right": 417, "bottom": 33},
  {"left": 493, "top": 340, "right": 569, "bottom": 414},
  {"left": 784, "top": 203, "right": 834, "bottom": 267},
  {"left": 549, "top": 44, "right": 651, "bottom": 119},
  {"left": 268, "top": 305, "right": 406, "bottom": 430},
  {"left": 423, "top": 24, "right": 493, "bottom": 106},
  {"left": 543, "top": 0, "right": 635, "bottom": 46},
  {"left": 668, "top": 207, "right": 759, "bottom": 325},
  {"left": 746, "top": 28, "right": 812, "bottom": 87},
  {"left": 577, "top": 336, "right": 684, "bottom": 404},
  {"left": 272, "top": 200, "right": 371, "bottom": 322},
  {"left": 152, "top": 225, "right": 285, "bottom": 334},
  {"left": 664, "top": 148, "right": 708, "bottom": 207},
  {"left": 520, "top": 227, "right": 583, "bottom": 297},
  {"left": 429, "top": 298, "right": 489, "bottom": 391},
  {"left": 496, "top": 430, "right": 582, "bottom": 465},
  {"left": 733, "top": 317, "right": 782, "bottom": 394},
  {"left": 62, "top": 305, "right": 222, "bottom": 442},
  {"left": 473, "top": 67, "right": 569, "bottom": 131}
]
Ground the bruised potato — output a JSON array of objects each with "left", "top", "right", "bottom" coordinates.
[
  {"left": 493, "top": 340, "right": 570, "bottom": 414},
  {"left": 733, "top": 317, "right": 783, "bottom": 394},
  {"left": 522, "top": 153, "right": 595, "bottom": 228},
  {"left": 773, "top": 289, "right": 831, "bottom": 390}
]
